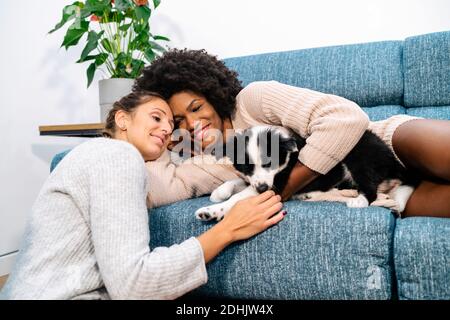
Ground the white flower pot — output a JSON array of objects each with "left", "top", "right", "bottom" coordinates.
[{"left": 98, "top": 78, "right": 135, "bottom": 122}]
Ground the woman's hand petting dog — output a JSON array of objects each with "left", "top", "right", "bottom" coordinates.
[{"left": 218, "top": 191, "right": 285, "bottom": 242}]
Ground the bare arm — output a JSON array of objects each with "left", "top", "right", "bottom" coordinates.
[{"left": 280, "top": 161, "right": 321, "bottom": 201}]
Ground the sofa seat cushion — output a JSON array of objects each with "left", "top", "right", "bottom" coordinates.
[
  {"left": 394, "top": 217, "right": 450, "bottom": 300},
  {"left": 362, "top": 105, "right": 406, "bottom": 121},
  {"left": 223, "top": 41, "right": 404, "bottom": 108},
  {"left": 406, "top": 106, "right": 450, "bottom": 120},
  {"left": 403, "top": 31, "right": 450, "bottom": 107},
  {"left": 150, "top": 197, "right": 396, "bottom": 299}
]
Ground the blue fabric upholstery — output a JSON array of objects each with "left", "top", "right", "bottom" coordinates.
[
  {"left": 49, "top": 31, "right": 450, "bottom": 299},
  {"left": 150, "top": 197, "right": 395, "bottom": 300},
  {"left": 362, "top": 105, "right": 406, "bottom": 121},
  {"left": 224, "top": 41, "right": 404, "bottom": 108},
  {"left": 406, "top": 106, "right": 450, "bottom": 120},
  {"left": 394, "top": 218, "right": 450, "bottom": 300},
  {"left": 50, "top": 149, "right": 71, "bottom": 172},
  {"left": 403, "top": 31, "right": 450, "bottom": 107}
]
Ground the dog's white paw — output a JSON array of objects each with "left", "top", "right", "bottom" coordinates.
[
  {"left": 293, "top": 191, "right": 324, "bottom": 201},
  {"left": 210, "top": 186, "right": 233, "bottom": 203},
  {"left": 294, "top": 193, "right": 312, "bottom": 201},
  {"left": 195, "top": 205, "right": 226, "bottom": 221},
  {"left": 393, "top": 185, "right": 415, "bottom": 213},
  {"left": 346, "top": 194, "right": 369, "bottom": 208}
]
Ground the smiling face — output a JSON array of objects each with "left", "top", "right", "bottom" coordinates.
[
  {"left": 168, "top": 91, "right": 230, "bottom": 151},
  {"left": 114, "top": 97, "right": 174, "bottom": 161}
]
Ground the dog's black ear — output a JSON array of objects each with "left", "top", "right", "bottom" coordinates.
[
  {"left": 283, "top": 138, "right": 298, "bottom": 152},
  {"left": 280, "top": 136, "right": 299, "bottom": 153}
]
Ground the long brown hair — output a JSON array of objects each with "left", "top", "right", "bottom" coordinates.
[{"left": 103, "top": 90, "right": 164, "bottom": 138}]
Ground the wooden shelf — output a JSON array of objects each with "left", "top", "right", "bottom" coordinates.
[
  {"left": 39, "top": 123, "right": 105, "bottom": 137},
  {"left": 0, "top": 275, "right": 8, "bottom": 290}
]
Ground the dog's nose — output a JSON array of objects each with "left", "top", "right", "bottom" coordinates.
[{"left": 255, "top": 183, "right": 269, "bottom": 193}]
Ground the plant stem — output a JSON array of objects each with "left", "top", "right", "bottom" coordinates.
[
  {"left": 115, "top": 11, "right": 121, "bottom": 53},
  {"left": 97, "top": 43, "right": 115, "bottom": 77},
  {"left": 103, "top": 11, "right": 121, "bottom": 77},
  {"left": 98, "top": 23, "right": 115, "bottom": 77}
]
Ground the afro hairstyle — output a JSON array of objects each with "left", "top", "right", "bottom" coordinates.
[{"left": 134, "top": 49, "right": 243, "bottom": 121}]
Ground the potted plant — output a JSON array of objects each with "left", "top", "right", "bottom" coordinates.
[{"left": 49, "top": 0, "right": 169, "bottom": 121}]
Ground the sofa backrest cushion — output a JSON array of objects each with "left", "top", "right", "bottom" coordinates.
[
  {"left": 403, "top": 31, "right": 450, "bottom": 108},
  {"left": 224, "top": 41, "right": 404, "bottom": 108},
  {"left": 406, "top": 105, "right": 450, "bottom": 120},
  {"left": 50, "top": 150, "right": 71, "bottom": 172},
  {"left": 362, "top": 105, "right": 406, "bottom": 121}
]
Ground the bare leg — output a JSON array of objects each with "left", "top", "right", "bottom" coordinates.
[
  {"left": 392, "top": 119, "right": 450, "bottom": 218},
  {"left": 403, "top": 179, "right": 450, "bottom": 218}
]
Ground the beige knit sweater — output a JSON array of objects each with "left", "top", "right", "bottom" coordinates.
[{"left": 146, "top": 81, "right": 418, "bottom": 209}]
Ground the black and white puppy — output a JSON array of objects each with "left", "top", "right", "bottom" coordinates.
[{"left": 195, "top": 126, "right": 419, "bottom": 221}]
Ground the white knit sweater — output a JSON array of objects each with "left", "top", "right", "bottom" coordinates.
[{"left": 0, "top": 138, "right": 207, "bottom": 300}]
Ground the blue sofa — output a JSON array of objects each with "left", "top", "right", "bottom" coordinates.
[{"left": 51, "top": 31, "right": 450, "bottom": 300}]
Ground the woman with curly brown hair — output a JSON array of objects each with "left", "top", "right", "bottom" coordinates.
[{"left": 134, "top": 49, "right": 450, "bottom": 218}]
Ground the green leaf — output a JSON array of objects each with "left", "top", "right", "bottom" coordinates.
[
  {"left": 128, "top": 30, "right": 148, "bottom": 52},
  {"left": 61, "top": 20, "right": 89, "bottom": 49},
  {"left": 95, "top": 53, "right": 109, "bottom": 66},
  {"left": 76, "top": 52, "right": 108, "bottom": 65},
  {"left": 84, "top": 0, "right": 111, "bottom": 14},
  {"left": 149, "top": 40, "right": 166, "bottom": 53},
  {"left": 144, "top": 48, "right": 155, "bottom": 62},
  {"left": 80, "top": 30, "right": 104, "bottom": 61},
  {"left": 115, "top": 0, "right": 132, "bottom": 12},
  {"left": 128, "top": 34, "right": 144, "bottom": 51},
  {"left": 153, "top": 35, "right": 170, "bottom": 41},
  {"left": 86, "top": 62, "right": 96, "bottom": 87},
  {"left": 114, "top": 52, "right": 131, "bottom": 77},
  {"left": 101, "top": 38, "right": 114, "bottom": 53},
  {"left": 119, "top": 23, "right": 132, "bottom": 32},
  {"left": 76, "top": 55, "right": 96, "bottom": 63},
  {"left": 135, "top": 5, "right": 151, "bottom": 25},
  {"left": 124, "top": 8, "right": 134, "bottom": 19},
  {"left": 133, "top": 22, "right": 144, "bottom": 34},
  {"left": 98, "top": 10, "right": 124, "bottom": 23},
  {"left": 138, "top": 30, "right": 150, "bottom": 43},
  {"left": 131, "top": 59, "right": 145, "bottom": 78},
  {"left": 153, "top": 0, "right": 161, "bottom": 8},
  {"left": 49, "top": 2, "right": 83, "bottom": 34},
  {"left": 115, "top": 52, "right": 130, "bottom": 64}
]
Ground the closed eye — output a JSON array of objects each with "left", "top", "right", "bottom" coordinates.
[{"left": 192, "top": 104, "right": 202, "bottom": 112}]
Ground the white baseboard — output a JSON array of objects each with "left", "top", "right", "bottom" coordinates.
[{"left": 0, "top": 252, "right": 18, "bottom": 276}]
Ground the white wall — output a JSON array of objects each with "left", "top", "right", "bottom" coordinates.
[
  {"left": 1, "top": 0, "right": 449, "bottom": 275},
  {"left": 156, "top": 0, "right": 450, "bottom": 58}
]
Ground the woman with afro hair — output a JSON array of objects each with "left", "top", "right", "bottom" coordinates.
[{"left": 135, "top": 49, "right": 450, "bottom": 218}]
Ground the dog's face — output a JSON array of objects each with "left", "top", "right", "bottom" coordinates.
[{"left": 224, "top": 126, "right": 301, "bottom": 193}]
